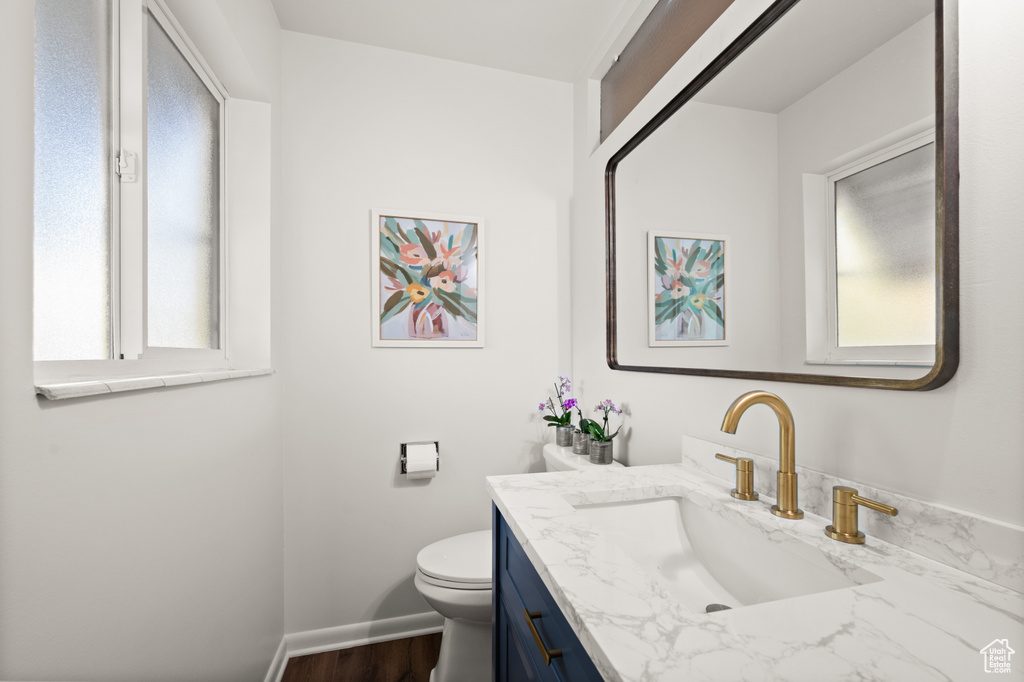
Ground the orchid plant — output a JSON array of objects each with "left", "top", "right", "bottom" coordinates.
[
  {"left": 581, "top": 399, "right": 623, "bottom": 442},
  {"left": 538, "top": 376, "right": 577, "bottom": 428}
]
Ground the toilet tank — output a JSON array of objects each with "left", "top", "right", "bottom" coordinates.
[{"left": 542, "top": 443, "right": 624, "bottom": 471}]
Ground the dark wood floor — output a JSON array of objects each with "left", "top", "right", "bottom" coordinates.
[{"left": 281, "top": 633, "right": 443, "bottom": 682}]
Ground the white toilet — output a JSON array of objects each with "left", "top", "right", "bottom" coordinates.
[
  {"left": 414, "top": 531, "right": 493, "bottom": 682},
  {"left": 414, "top": 443, "right": 623, "bottom": 682}
]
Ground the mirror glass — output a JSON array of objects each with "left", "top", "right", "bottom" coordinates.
[{"left": 607, "top": 0, "right": 957, "bottom": 389}]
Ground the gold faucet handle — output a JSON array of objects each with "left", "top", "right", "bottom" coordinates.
[
  {"left": 714, "top": 453, "right": 759, "bottom": 501},
  {"left": 825, "top": 485, "right": 898, "bottom": 544}
]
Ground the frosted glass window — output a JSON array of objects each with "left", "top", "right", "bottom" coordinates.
[
  {"left": 146, "top": 14, "right": 220, "bottom": 349},
  {"left": 835, "top": 143, "right": 935, "bottom": 347},
  {"left": 34, "top": 0, "right": 112, "bottom": 361}
]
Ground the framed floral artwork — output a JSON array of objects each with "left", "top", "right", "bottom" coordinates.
[
  {"left": 372, "top": 210, "right": 484, "bottom": 347},
  {"left": 648, "top": 231, "right": 728, "bottom": 346}
]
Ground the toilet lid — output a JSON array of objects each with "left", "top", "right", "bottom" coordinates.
[{"left": 416, "top": 530, "right": 491, "bottom": 585}]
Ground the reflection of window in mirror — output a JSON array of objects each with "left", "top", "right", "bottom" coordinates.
[{"left": 805, "top": 130, "right": 936, "bottom": 367}]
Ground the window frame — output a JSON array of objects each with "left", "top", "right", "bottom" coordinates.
[
  {"left": 819, "top": 129, "right": 936, "bottom": 367},
  {"left": 137, "top": 0, "right": 228, "bottom": 361},
  {"left": 34, "top": 0, "right": 231, "bottom": 383}
]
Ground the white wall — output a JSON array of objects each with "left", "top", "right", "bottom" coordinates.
[
  {"left": 614, "top": 101, "right": 781, "bottom": 370},
  {"left": 777, "top": 16, "right": 935, "bottom": 376},
  {"left": 0, "top": 1, "right": 285, "bottom": 680},
  {"left": 280, "top": 32, "right": 573, "bottom": 633},
  {"left": 571, "top": 0, "right": 1024, "bottom": 525}
]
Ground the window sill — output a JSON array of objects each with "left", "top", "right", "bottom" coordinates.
[
  {"left": 35, "top": 367, "right": 273, "bottom": 401},
  {"left": 804, "top": 359, "right": 933, "bottom": 367}
]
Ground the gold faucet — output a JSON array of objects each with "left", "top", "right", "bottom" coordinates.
[
  {"left": 825, "top": 486, "right": 898, "bottom": 544},
  {"left": 720, "top": 391, "right": 803, "bottom": 520}
]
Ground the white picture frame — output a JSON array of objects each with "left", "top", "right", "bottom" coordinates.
[
  {"left": 372, "top": 209, "right": 484, "bottom": 348},
  {"left": 648, "top": 230, "right": 729, "bottom": 347}
]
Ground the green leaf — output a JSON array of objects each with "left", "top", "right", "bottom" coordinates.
[
  {"left": 414, "top": 227, "right": 437, "bottom": 261},
  {"left": 656, "top": 238, "right": 669, "bottom": 265},
  {"left": 710, "top": 273, "right": 724, "bottom": 293},
  {"left": 380, "top": 235, "right": 402, "bottom": 262},
  {"left": 382, "top": 218, "right": 408, "bottom": 246},
  {"left": 435, "top": 289, "right": 477, "bottom": 322},
  {"left": 438, "top": 297, "right": 462, "bottom": 319},
  {"left": 456, "top": 225, "right": 477, "bottom": 266},
  {"left": 655, "top": 298, "right": 686, "bottom": 325},
  {"left": 457, "top": 295, "right": 478, "bottom": 319},
  {"left": 379, "top": 258, "right": 398, "bottom": 278},
  {"left": 380, "top": 257, "right": 414, "bottom": 285},
  {"left": 704, "top": 300, "right": 724, "bottom": 325},
  {"left": 542, "top": 415, "right": 560, "bottom": 423},
  {"left": 460, "top": 224, "right": 477, "bottom": 254},
  {"left": 380, "top": 292, "right": 412, "bottom": 324},
  {"left": 382, "top": 290, "right": 404, "bottom": 314},
  {"left": 684, "top": 242, "right": 701, "bottom": 272},
  {"left": 655, "top": 295, "right": 683, "bottom": 313}
]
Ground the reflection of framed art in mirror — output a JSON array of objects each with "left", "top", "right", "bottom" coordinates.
[{"left": 648, "top": 232, "right": 728, "bottom": 348}]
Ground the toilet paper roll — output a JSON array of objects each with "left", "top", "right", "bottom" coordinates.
[{"left": 405, "top": 443, "right": 438, "bottom": 479}]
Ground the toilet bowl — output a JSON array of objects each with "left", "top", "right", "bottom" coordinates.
[
  {"left": 414, "top": 444, "right": 623, "bottom": 681},
  {"left": 414, "top": 530, "right": 492, "bottom": 682}
]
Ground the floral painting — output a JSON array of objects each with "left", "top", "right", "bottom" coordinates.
[
  {"left": 373, "top": 211, "right": 483, "bottom": 347},
  {"left": 649, "top": 231, "right": 727, "bottom": 346}
]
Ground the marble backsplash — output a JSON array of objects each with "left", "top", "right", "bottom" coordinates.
[{"left": 680, "top": 435, "right": 1024, "bottom": 594}]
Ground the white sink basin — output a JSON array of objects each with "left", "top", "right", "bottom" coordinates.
[{"left": 573, "top": 496, "right": 881, "bottom": 614}]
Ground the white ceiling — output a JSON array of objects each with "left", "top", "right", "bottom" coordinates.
[
  {"left": 695, "top": 0, "right": 934, "bottom": 113},
  {"left": 270, "top": 0, "right": 635, "bottom": 82}
]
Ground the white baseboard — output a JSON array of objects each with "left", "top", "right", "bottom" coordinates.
[
  {"left": 266, "top": 611, "right": 446, "bottom": 681},
  {"left": 264, "top": 637, "right": 288, "bottom": 682}
]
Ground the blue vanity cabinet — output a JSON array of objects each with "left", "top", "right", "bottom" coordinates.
[{"left": 493, "top": 505, "right": 604, "bottom": 682}]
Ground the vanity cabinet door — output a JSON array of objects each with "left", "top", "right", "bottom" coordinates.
[
  {"left": 494, "top": 505, "right": 604, "bottom": 682},
  {"left": 497, "top": 586, "right": 550, "bottom": 682}
]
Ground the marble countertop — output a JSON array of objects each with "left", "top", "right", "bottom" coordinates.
[{"left": 486, "top": 458, "right": 1024, "bottom": 681}]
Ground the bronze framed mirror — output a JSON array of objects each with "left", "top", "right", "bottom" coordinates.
[{"left": 605, "top": 0, "right": 957, "bottom": 390}]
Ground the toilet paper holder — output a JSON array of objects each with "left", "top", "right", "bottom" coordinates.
[{"left": 400, "top": 441, "right": 440, "bottom": 474}]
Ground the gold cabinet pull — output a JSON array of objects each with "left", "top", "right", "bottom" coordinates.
[
  {"left": 523, "top": 609, "right": 563, "bottom": 665},
  {"left": 825, "top": 485, "right": 898, "bottom": 544},
  {"left": 715, "top": 453, "right": 759, "bottom": 500}
]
